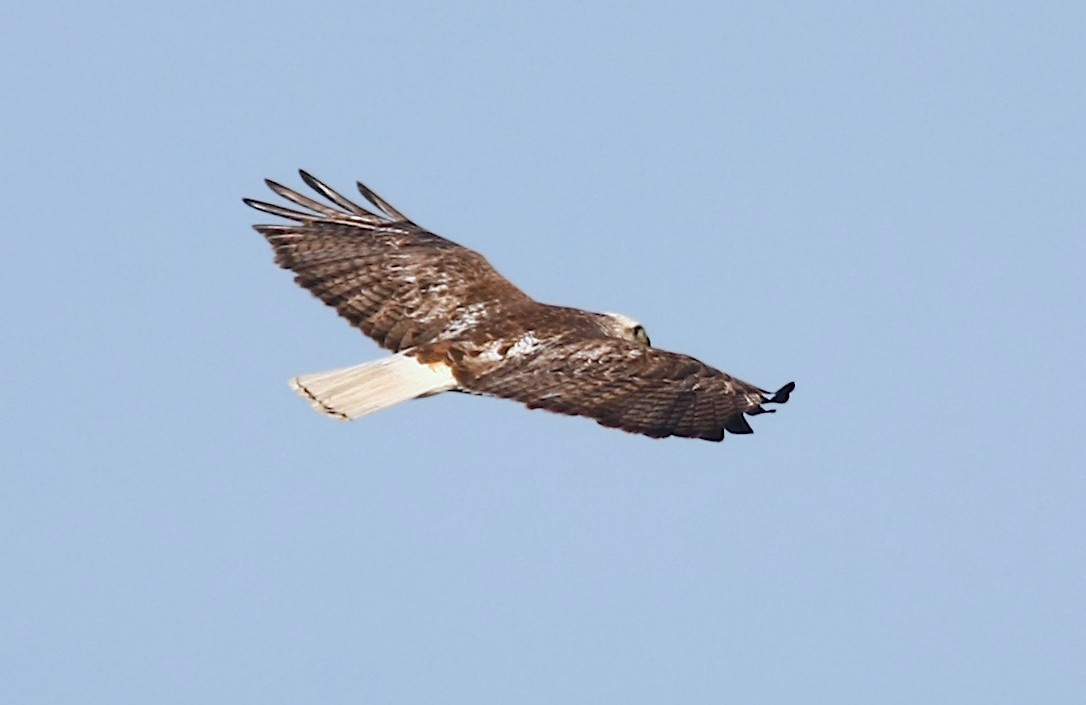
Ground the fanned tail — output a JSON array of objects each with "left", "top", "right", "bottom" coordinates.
[{"left": 290, "top": 352, "right": 458, "bottom": 421}]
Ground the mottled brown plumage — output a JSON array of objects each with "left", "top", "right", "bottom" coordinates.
[{"left": 245, "top": 171, "right": 793, "bottom": 441}]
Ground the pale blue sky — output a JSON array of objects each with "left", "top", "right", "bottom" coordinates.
[{"left": 2, "top": 1, "right": 1083, "bottom": 703}]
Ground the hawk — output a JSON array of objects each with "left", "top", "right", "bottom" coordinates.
[{"left": 244, "top": 171, "right": 794, "bottom": 442}]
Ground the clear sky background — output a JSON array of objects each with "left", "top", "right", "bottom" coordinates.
[{"left": 2, "top": 1, "right": 1083, "bottom": 703}]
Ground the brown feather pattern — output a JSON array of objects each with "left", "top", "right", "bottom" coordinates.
[
  {"left": 246, "top": 171, "right": 794, "bottom": 441},
  {"left": 428, "top": 337, "right": 778, "bottom": 441},
  {"left": 245, "top": 174, "right": 532, "bottom": 353}
]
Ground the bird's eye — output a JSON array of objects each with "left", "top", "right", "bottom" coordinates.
[{"left": 632, "top": 325, "right": 651, "bottom": 346}]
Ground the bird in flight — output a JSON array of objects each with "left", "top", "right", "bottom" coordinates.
[{"left": 244, "top": 171, "right": 794, "bottom": 441}]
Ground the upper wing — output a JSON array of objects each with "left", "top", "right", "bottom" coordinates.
[
  {"left": 245, "top": 171, "right": 533, "bottom": 352},
  {"left": 452, "top": 338, "right": 794, "bottom": 441}
]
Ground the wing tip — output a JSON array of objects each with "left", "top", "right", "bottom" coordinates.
[
  {"left": 769, "top": 381, "right": 795, "bottom": 404},
  {"left": 297, "top": 168, "right": 320, "bottom": 190},
  {"left": 723, "top": 415, "right": 754, "bottom": 435}
]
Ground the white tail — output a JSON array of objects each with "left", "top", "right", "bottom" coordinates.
[{"left": 289, "top": 352, "right": 458, "bottom": 421}]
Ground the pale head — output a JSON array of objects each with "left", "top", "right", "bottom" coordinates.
[{"left": 600, "top": 312, "right": 652, "bottom": 346}]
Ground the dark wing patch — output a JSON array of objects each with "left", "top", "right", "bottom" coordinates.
[
  {"left": 245, "top": 172, "right": 532, "bottom": 352},
  {"left": 449, "top": 338, "right": 793, "bottom": 441}
]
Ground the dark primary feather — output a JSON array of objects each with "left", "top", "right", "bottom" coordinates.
[{"left": 244, "top": 171, "right": 532, "bottom": 352}]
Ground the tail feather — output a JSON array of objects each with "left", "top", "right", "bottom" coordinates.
[{"left": 289, "top": 353, "right": 458, "bottom": 421}]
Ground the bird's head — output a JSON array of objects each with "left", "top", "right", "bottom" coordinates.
[{"left": 600, "top": 312, "right": 652, "bottom": 346}]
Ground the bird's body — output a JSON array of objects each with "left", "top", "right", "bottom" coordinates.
[{"left": 245, "top": 172, "right": 793, "bottom": 442}]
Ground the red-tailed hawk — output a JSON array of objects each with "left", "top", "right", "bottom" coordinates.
[{"left": 244, "top": 171, "right": 794, "bottom": 442}]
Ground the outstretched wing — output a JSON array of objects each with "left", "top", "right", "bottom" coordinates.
[
  {"left": 452, "top": 338, "right": 794, "bottom": 441},
  {"left": 245, "top": 171, "right": 533, "bottom": 352}
]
